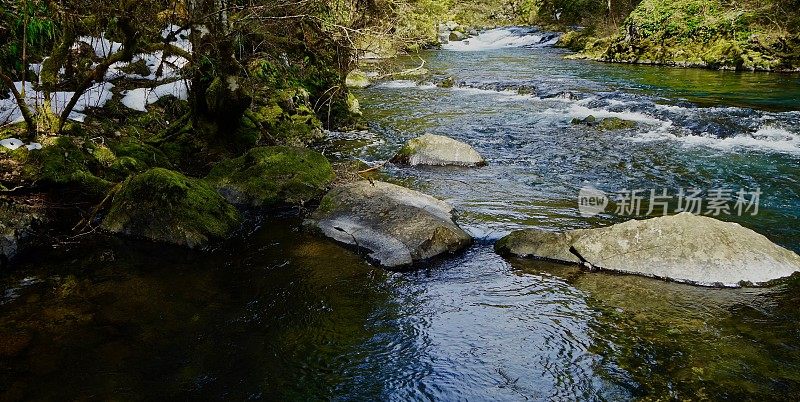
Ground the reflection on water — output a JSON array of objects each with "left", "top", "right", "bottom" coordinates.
[
  {"left": 511, "top": 259, "right": 800, "bottom": 399},
  {"left": 3, "top": 39, "right": 800, "bottom": 400}
]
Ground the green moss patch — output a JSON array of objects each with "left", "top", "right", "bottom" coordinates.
[
  {"left": 101, "top": 168, "right": 241, "bottom": 248},
  {"left": 24, "top": 137, "right": 113, "bottom": 198},
  {"left": 205, "top": 146, "right": 335, "bottom": 207}
]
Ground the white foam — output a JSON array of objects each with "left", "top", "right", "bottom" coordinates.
[
  {"left": 639, "top": 125, "right": 800, "bottom": 155},
  {"left": 442, "top": 28, "right": 557, "bottom": 51},
  {"left": 376, "top": 80, "right": 434, "bottom": 89},
  {"left": 567, "top": 104, "right": 666, "bottom": 126}
]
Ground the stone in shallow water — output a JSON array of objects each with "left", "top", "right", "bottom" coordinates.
[
  {"left": 391, "top": 133, "right": 486, "bottom": 167},
  {"left": 307, "top": 180, "right": 472, "bottom": 268},
  {"left": 495, "top": 212, "right": 800, "bottom": 287}
]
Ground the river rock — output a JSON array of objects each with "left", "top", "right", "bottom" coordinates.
[
  {"left": 205, "top": 146, "right": 334, "bottom": 207},
  {"left": 308, "top": 180, "right": 472, "bottom": 268},
  {"left": 571, "top": 115, "right": 637, "bottom": 130},
  {"left": 102, "top": 168, "right": 241, "bottom": 248},
  {"left": 449, "top": 31, "right": 468, "bottom": 41},
  {"left": 391, "top": 133, "right": 486, "bottom": 167},
  {"left": 495, "top": 213, "right": 800, "bottom": 287},
  {"left": 345, "top": 69, "right": 371, "bottom": 88}
]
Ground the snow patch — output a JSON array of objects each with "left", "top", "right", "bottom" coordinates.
[{"left": 121, "top": 80, "right": 190, "bottom": 111}]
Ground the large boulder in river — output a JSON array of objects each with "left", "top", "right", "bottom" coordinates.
[
  {"left": 102, "top": 168, "right": 241, "bottom": 248},
  {"left": 495, "top": 213, "right": 800, "bottom": 287},
  {"left": 205, "top": 146, "right": 334, "bottom": 207},
  {"left": 391, "top": 133, "right": 486, "bottom": 167},
  {"left": 307, "top": 180, "right": 472, "bottom": 268}
]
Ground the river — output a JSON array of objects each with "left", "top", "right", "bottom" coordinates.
[{"left": 1, "top": 28, "right": 800, "bottom": 400}]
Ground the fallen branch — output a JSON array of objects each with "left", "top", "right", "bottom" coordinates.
[
  {"left": 72, "top": 182, "right": 121, "bottom": 233},
  {"left": 376, "top": 57, "right": 426, "bottom": 80}
]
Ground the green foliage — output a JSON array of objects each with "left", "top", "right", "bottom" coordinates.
[{"left": 0, "top": 0, "right": 55, "bottom": 76}]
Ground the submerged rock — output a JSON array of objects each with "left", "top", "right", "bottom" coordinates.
[
  {"left": 496, "top": 213, "right": 800, "bottom": 287},
  {"left": 308, "top": 180, "right": 472, "bottom": 268},
  {"left": 102, "top": 168, "right": 241, "bottom": 248},
  {"left": 205, "top": 146, "right": 334, "bottom": 207},
  {"left": 345, "top": 69, "right": 371, "bottom": 88},
  {"left": 391, "top": 133, "right": 486, "bottom": 167}
]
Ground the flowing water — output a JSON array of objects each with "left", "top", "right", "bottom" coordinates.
[{"left": 2, "top": 28, "right": 800, "bottom": 400}]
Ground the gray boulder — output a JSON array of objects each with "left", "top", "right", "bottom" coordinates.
[
  {"left": 308, "top": 180, "right": 472, "bottom": 268},
  {"left": 391, "top": 133, "right": 486, "bottom": 167},
  {"left": 495, "top": 212, "right": 800, "bottom": 287}
]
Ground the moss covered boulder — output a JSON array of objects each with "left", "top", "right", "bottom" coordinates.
[
  {"left": 571, "top": 115, "right": 637, "bottom": 131},
  {"left": 23, "top": 137, "right": 113, "bottom": 198},
  {"left": 590, "top": 0, "right": 800, "bottom": 71},
  {"left": 101, "top": 168, "right": 241, "bottom": 248},
  {"left": 205, "top": 146, "right": 335, "bottom": 207}
]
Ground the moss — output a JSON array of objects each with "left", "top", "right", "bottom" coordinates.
[
  {"left": 92, "top": 145, "right": 117, "bottom": 167},
  {"left": 598, "top": 117, "right": 638, "bottom": 130},
  {"left": 580, "top": 0, "right": 800, "bottom": 71},
  {"left": 555, "top": 30, "right": 592, "bottom": 51},
  {"left": 108, "top": 157, "right": 148, "bottom": 181},
  {"left": 205, "top": 146, "right": 335, "bottom": 207},
  {"left": 346, "top": 93, "right": 362, "bottom": 116},
  {"left": 101, "top": 168, "right": 241, "bottom": 248},
  {"left": 24, "top": 137, "right": 112, "bottom": 198},
  {"left": 108, "top": 139, "right": 171, "bottom": 169}
]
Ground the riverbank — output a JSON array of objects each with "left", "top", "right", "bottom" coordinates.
[{"left": 556, "top": 0, "right": 800, "bottom": 72}]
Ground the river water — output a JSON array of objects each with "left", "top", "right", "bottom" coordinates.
[{"left": 2, "top": 28, "right": 800, "bottom": 400}]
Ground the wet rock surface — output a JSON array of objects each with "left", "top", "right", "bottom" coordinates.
[
  {"left": 496, "top": 213, "right": 800, "bottom": 287},
  {"left": 307, "top": 180, "right": 472, "bottom": 268},
  {"left": 391, "top": 133, "right": 486, "bottom": 167}
]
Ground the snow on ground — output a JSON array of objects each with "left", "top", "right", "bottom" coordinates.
[
  {"left": 121, "top": 80, "right": 190, "bottom": 111},
  {"left": 1, "top": 25, "right": 196, "bottom": 125}
]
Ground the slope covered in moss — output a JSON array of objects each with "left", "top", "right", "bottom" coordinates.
[{"left": 569, "top": 0, "right": 800, "bottom": 71}]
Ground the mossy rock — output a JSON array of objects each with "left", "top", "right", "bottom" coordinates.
[
  {"left": 345, "top": 70, "right": 371, "bottom": 88},
  {"left": 108, "top": 140, "right": 171, "bottom": 169},
  {"left": 205, "top": 146, "right": 335, "bottom": 207},
  {"left": 437, "top": 76, "right": 455, "bottom": 88},
  {"left": 101, "top": 168, "right": 241, "bottom": 248},
  {"left": 572, "top": 116, "right": 637, "bottom": 131},
  {"left": 347, "top": 93, "right": 362, "bottom": 116},
  {"left": 24, "top": 137, "right": 113, "bottom": 198},
  {"left": 598, "top": 117, "right": 638, "bottom": 131}
]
